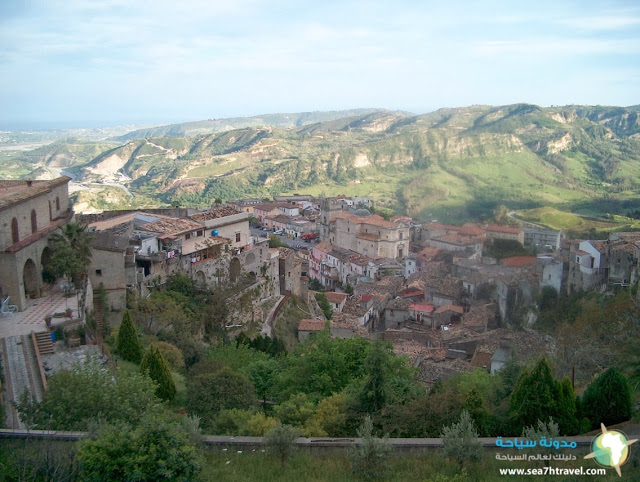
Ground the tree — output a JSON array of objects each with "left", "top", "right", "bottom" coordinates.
[
  {"left": 268, "top": 235, "right": 287, "bottom": 248},
  {"left": 581, "top": 368, "right": 633, "bottom": 429},
  {"left": 509, "top": 358, "right": 580, "bottom": 435},
  {"left": 304, "top": 392, "right": 349, "bottom": 437},
  {"left": 359, "top": 343, "right": 388, "bottom": 414},
  {"left": 441, "top": 410, "right": 483, "bottom": 468},
  {"left": 17, "top": 357, "right": 161, "bottom": 431},
  {"left": 315, "top": 292, "right": 333, "bottom": 320},
  {"left": 274, "top": 393, "right": 315, "bottom": 427},
  {"left": 186, "top": 365, "right": 256, "bottom": 429},
  {"left": 116, "top": 310, "right": 142, "bottom": 364},
  {"left": 264, "top": 424, "right": 301, "bottom": 469},
  {"left": 248, "top": 358, "right": 277, "bottom": 413},
  {"left": 48, "top": 221, "right": 93, "bottom": 285},
  {"left": 141, "top": 346, "right": 177, "bottom": 402},
  {"left": 350, "top": 416, "right": 392, "bottom": 480},
  {"left": 76, "top": 415, "right": 201, "bottom": 481}
]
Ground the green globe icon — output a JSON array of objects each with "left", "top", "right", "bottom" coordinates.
[
  {"left": 585, "top": 423, "right": 638, "bottom": 477},
  {"left": 591, "top": 430, "right": 629, "bottom": 467}
]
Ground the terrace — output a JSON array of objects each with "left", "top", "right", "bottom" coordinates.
[{"left": 0, "top": 283, "right": 83, "bottom": 339}]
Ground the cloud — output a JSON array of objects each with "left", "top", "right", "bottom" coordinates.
[{"left": 560, "top": 15, "right": 640, "bottom": 31}]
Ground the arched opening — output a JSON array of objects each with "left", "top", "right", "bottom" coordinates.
[
  {"left": 245, "top": 252, "right": 256, "bottom": 266},
  {"left": 229, "top": 257, "right": 241, "bottom": 283},
  {"left": 31, "top": 209, "right": 37, "bottom": 234},
  {"left": 23, "top": 258, "right": 39, "bottom": 299},
  {"left": 41, "top": 246, "right": 54, "bottom": 283},
  {"left": 11, "top": 218, "right": 19, "bottom": 244},
  {"left": 194, "top": 270, "right": 206, "bottom": 288}
]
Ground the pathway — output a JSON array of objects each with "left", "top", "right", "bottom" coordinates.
[{"left": 0, "top": 335, "right": 45, "bottom": 429}]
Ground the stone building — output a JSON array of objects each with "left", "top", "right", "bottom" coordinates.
[
  {"left": 0, "top": 177, "right": 72, "bottom": 311},
  {"left": 485, "top": 224, "right": 525, "bottom": 244},
  {"left": 333, "top": 212, "right": 410, "bottom": 259}
]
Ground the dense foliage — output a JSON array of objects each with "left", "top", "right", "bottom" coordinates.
[
  {"left": 581, "top": 367, "right": 633, "bottom": 429},
  {"left": 47, "top": 222, "right": 93, "bottom": 284},
  {"left": 76, "top": 415, "right": 201, "bottom": 481},
  {"left": 18, "top": 358, "right": 161, "bottom": 431}
]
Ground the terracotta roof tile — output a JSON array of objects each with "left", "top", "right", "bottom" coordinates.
[
  {"left": 434, "top": 304, "right": 464, "bottom": 314},
  {"left": 298, "top": 319, "right": 326, "bottom": 331},
  {"left": 190, "top": 206, "right": 241, "bottom": 220},
  {"left": 325, "top": 292, "right": 348, "bottom": 304},
  {"left": 501, "top": 256, "right": 537, "bottom": 267},
  {"left": 141, "top": 217, "right": 203, "bottom": 235}
]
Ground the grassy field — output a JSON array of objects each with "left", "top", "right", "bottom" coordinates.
[
  {"left": 515, "top": 206, "right": 640, "bottom": 235},
  {"left": 1, "top": 439, "right": 629, "bottom": 482},
  {"left": 201, "top": 450, "right": 629, "bottom": 482}
]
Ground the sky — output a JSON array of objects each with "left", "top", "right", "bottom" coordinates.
[{"left": 1, "top": 0, "right": 639, "bottom": 129}]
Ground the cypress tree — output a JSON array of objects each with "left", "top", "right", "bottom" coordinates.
[
  {"left": 509, "top": 358, "right": 580, "bottom": 435},
  {"left": 582, "top": 368, "right": 632, "bottom": 429},
  {"left": 117, "top": 310, "right": 142, "bottom": 364},
  {"left": 141, "top": 346, "right": 177, "bottom": 402},
  {"left": 359, "top": 343, "right": 387, "bottom": 414}
]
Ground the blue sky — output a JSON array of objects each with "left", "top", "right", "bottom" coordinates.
[{"left": 1, "top": 0, "right": 639, "bottom": 128}]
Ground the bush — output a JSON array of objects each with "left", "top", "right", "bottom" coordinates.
[
  {"left": 441, "top": 410, "right": 482, "bottom": 468},
  {"left": 153, "top": 341, "right": 185, "bottom": 370},
  {"left": 315, "top": 292, "right": 333, "bottom": 320},
  {"left": 17, "top": 357, "right": 161, "bottom": 431},
  {"left": 76, "top": 416, "right": 201, "bottom": 481},
  {"left": 350, "top": 416, "right": 392, "bottom": 480},
  {"left": 265, "top": 424, "right": 301, "bottom": 469}
]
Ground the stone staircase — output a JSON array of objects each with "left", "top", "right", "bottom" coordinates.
[
  {"left": 34, "top": 331, "right": 54, "bottom": 355},
  {"left": 93, "top": 290, "right": 105, "bottom": 336}
]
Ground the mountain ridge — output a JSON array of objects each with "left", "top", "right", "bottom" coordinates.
[{"left": 2, "top": 103, "right": 639, "bottom": 222}]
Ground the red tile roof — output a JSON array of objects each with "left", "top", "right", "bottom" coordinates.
[
  {"left": 325, "top": 292, "right": 348, "bottom": 304},
  {"left": 501, "top": 256, "right": 537, "bottom": 267},
  {"left": 298, "top": 319, "right": 326, "bottom": 331},
  {"left": 410, "top": 303, "right": 435, "bottom": 313},
  {"left": 486, "top": 224, "right": 523, "bottom": 234},
  {"left": 434, "top": 304, "right": 464, "bottom": 315}
]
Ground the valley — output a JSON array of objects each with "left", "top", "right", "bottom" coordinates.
[{"left": 2, "top": 104, "right": 640, "bottom": 233}]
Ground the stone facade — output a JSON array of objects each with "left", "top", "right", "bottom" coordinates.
[
  {"left": 0, "top": 177, "right": 72, "bottom": 311},
  {"left": 334, "top": 212, "right": 410, "bottom": 259}
]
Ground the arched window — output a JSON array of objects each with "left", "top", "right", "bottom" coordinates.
[
  {"left": 56, "top": 196, "right": 60, "bottom": 211},
  {"left": 11, "top": 218, "right": 19, "bottom": 244},
  {"left": 31, "top": 209, "right": 37, "bottom": 233},
  {"left": 48, "top": 201, "right": 52, "bottom": 221}
]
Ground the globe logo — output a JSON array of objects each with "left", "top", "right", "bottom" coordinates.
[{"left": 585, "top": 423, "right": 638, "bottom": 477}]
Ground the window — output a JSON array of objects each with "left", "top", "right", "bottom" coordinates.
[
  {"left": 399, "top": 232, "right": 403, "bottom": 240},
  {"left": 11, "top": 217, "right": 19, "bottom": 244},
  {"left": 95, "top": 269, "right": 102, "bottom": 276},
  {"left": 196, "top": 230, "right": 203, "bottom": 237},
  {"left": 185, "top": 232, "right": 191, "bottom": 240},
  {"left": 56, "top": 196, "right": 60, "bottom": 210},
  {"left": 31, "top": 209, "right": 37, "bottom": 233},
  {"left": 236, "top": 232, "right": 241, "bottom": 243}
]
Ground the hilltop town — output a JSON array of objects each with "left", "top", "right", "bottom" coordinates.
[{"left": 2, "top": 176, "right": 639, "bottom": 423}]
